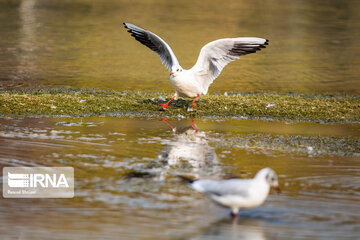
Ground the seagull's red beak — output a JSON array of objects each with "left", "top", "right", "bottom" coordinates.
[
  {"left": 170, "top": 72, "right": 174, "bottom": 76},
  {"left": 273, "top": 185, "right": 281, "bottom": 194}
]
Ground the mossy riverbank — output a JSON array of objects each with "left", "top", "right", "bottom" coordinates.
[{"left": 0, "top": 89, "right": 359, "bottom": 122}]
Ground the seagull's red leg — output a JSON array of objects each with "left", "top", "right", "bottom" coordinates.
[
  {"left": 160, "top": 96, "right": 176, "bottom": 109},
  {"left": 191, "top": 119, "right": 198, "bottom": 133},
  {"left": 161, "top": 118, "right": 175, "bottom": 131},
  {"left": 192, "top": 94, "right": 200, "bottom": 109}
]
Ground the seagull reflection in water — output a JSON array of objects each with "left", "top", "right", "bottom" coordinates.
[
  {"left": 189, "top": 217, "right": 268, "bottom": 240},
  {"left": 157, "top": 119, "right": 221, "bottom": 179}
]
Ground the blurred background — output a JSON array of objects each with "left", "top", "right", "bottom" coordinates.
[{"left": 1, "top": 0, "right": 360, "bottom": 93}]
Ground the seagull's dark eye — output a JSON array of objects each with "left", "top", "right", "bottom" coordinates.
[{"left": 177, "top": 69, "right": 179, "bottom": 72}]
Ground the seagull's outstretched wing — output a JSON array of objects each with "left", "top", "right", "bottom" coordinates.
[
  {"left": 191, "top": 38, "right": 268, "bottom": 93},
  {"left": 123, "top": 23, "right": 180, "bottom": 71}
]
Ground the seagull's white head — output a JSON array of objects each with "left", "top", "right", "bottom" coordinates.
[
  {"left": 255, "top": 168, "right": 281, "bottom": 193},
  {"left": 170, "top": 66, "right": 183, "bottom": 77}
]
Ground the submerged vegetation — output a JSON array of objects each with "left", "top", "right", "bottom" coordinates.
[
  {"left": 0, "top": 89, "right": 359, "bottom": 122},
  {"left": 214, "top": 133, "right": 360, "bottom": 157}
]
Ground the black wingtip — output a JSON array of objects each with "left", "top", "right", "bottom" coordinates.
[{"left": 178, "top": 175, "right": 195, "bottom": 184}]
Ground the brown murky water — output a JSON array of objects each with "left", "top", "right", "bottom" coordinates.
[
  {"left": 1, "top": 0, "right": 360, "bottom": 93},
  {"left": 0, "top": 116, "right": 359, "bottom": 239}
]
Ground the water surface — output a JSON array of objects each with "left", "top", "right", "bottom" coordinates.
[
  {"left": 0, "top": 116, "right": 359, "bottom": 239},
  {"left": 1, "top": 0, "right": 360, "bottom": 93}
]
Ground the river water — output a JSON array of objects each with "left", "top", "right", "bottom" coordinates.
[
  {"left": 0, "top": 117, "right": 359, "bottom": 239},
  {"left": 1, "top": 0, "right": 360, "bottom": 93}
]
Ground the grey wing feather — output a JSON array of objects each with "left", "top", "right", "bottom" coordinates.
[
  {"left": 123, "top": 23, "right": 180, "bottom": 71},
  {"left": 193, "top": 179, "right": 250, "bottom": 198},
  {"left": 191, "top": 38, "right": 269, "bottom": 94}
]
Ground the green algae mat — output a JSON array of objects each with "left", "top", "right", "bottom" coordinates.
[{"left": 0, "top": 89, "right": 359, "bottom": 122}]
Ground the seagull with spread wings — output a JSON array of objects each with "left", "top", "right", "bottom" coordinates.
[{"left": 123, "top": 23, "right": 268, "bottom": 109}]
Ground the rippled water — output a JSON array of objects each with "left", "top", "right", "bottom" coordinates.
[
  {"left": 0, "top": 117, "right": 359, "bottom": 239},
  {"left": 1, "top": 0, "right": 360, "bottom": 93}
]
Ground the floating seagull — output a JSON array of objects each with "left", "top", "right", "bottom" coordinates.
[
  {"left": 180, "top": 168, "right": 280, "bottom": 217},
  {"left": 123, "top": 23, "right": 268, "bottom": 109}
]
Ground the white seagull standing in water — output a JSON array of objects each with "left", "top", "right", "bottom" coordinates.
[
  {"left": 180, "top": 168, "right": 281, "bottom": 218},
  {"left": 123, "top": 23, "right": 269, "bottom": 109}
]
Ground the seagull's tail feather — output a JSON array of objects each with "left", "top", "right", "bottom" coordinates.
[{"left": 178, "top": 175, "right": 196, "bottom": 184}]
